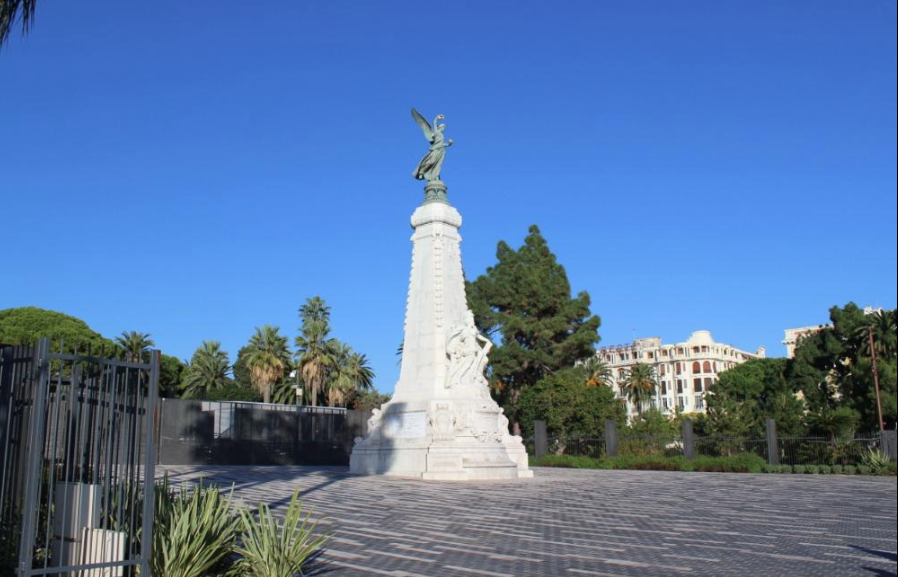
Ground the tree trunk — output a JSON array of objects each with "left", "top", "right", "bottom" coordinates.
[{"left": 263, "top": 383, "right": 271, "bottom": 404}]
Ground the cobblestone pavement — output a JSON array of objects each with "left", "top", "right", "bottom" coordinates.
[{"left": 159, "top": 466, "right": 896, "bottom": 577}]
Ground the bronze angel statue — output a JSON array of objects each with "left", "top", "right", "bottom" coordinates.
[{"left": 411, "top": 108, "right": 453, "bottom": 182}]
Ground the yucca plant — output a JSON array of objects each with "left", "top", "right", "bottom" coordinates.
[
  {"left": 152, "top": 479, "right": 239, "bottom": 577},
  {"left": 861, "top": 448, "right": 892, "bottom": 475},
  {"left": 234, "top": 489, "right": 329, "bottom": 577}
]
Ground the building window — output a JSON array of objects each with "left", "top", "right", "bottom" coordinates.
[
  {"left": 701, "top": 346, "right": 709, "bottom": 353},
  {"left": 703, "top": 360, "right": 712, "bottom": 374},
  {"left": 662, "top": 398, "right": 669, "bottom": 410},
  {"left": 675, "top": 362, "right": 681, "bottom": 375},
  {"left": 704, "top": 377, "right": 713, "bottom": 390},
  {"left": 661, "top": 381, "right": 668, "bottom": 395},
  {"left": 659, "top": 364, "right": 666, "bottom": 376},
  {"left": 694, "top": 378, "right": 703, "bottom": 392},
  {"left": 677, "top": 379, "right": 684, "bottom": 394},
  {"left": 713, "top": 361, "right": 718, "bottom": 373},
  {"left": 695, "top": 396, "right": 704, "bottom": 410},
  {"left": 692, "top": 361, "right": 701, "bottom": 373},
  {"left": 677, "top": 347, "right": 684, "bottom": 355},
  {"left": 678, "top": 396, "right": 686, "bottom": 410}
]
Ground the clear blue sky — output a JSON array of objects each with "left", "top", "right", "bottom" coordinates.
[{"left": 1, "top": 1, "right": 896, "bottom": 393}]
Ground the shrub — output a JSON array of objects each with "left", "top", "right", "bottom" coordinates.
[
  {"left": 762, "top": 464, "right": 777, "bottom": 474},
  {"left": 861, "top": 449, "right": 892, "bottom": 476},
  {"left": 830, "top": 465, "right": 843, "bottom": 474},
  {"left": 843, "top": 465, "right": 857, "bottom": 475},
  {"left": 818, "top": 465, "right": 831, "bottom": 475},
  {"left": 234, "top": 489, "right": 329, "bottom": 577},
  {"left": 532, "top": 454, "right": 764, "bottom": 473},
  {"left": 805, "top": 465, "right": 820, "bottom": 474},
  {"left": 856, "top": 465, "right": 872, "bottom": 475},
  {"left": 884, "top": 462, "right": 897, "bottom": 476},
  {"left": 531, "top": 454, "right": 605, "bottom": 469},
  {"left": 692, "top": 454, "right": 765, "bottom": 473},
  {"left": 152, "top": 479, "right": 239, "bottom": 577},
  {"left": 793, "top": 465, "right": 807, "bottom": 474}
]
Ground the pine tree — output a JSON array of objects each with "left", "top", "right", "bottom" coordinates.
[{"left": 466, "top": 225, "right": 601, "bottom": 432}]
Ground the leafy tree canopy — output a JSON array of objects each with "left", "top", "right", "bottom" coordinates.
[
  {"left": 789, "top": 303, "right": 896, "bottom": 432},
  {"left": 707, "top": 358, "right": 806, "bottom": 437},
  {"left": 467, "top": 225, "right": 601, "bottom": 428},
  {"left": 199, "top": 381, "right": 262, "bottom": 403},
  {"left": 350, "top": 390, "right": 392, "bottom": 412},
  {"left": 0, "top": 306, "right": 116, "bottom": 355},
  {"left": 159, "top": 354, "right": 186, "bottom": 398},
  {"left": 626, "top": 408, "right": 677, "bottom": 438},
  {"left": 517, "top": 367, "right": 624, "bottom": 439}
]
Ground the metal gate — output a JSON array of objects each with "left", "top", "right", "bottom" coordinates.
[{"left": 1, "top": 338, "right": 158, "bottom": 577}]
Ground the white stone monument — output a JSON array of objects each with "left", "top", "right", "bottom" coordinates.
[{"left": 349, "top": 171, "right": 534, "bottom": 479}]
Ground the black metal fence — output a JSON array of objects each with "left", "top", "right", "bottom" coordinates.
[
  {"left": 532, "top": 419, "right": 897, "bottom": 467},
  {"left": 0, "top": 339, "right": 158, "bottom": 577},
  {"left": 156, "top": 399, "right": 370, "bottom": 466}
]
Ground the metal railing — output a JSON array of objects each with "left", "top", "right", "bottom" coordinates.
[
  {"left": 157, "top": 398, "right": 371, "bottom": 466},
  {"left": 1, "top": 338, "right": 158, "bottom": 577},
  {"left": 530, "top": 418, "right": 894, "bottom": 467}
]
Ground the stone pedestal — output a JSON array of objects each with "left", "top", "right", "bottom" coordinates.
[{"left": 350, "top": 182, "right": 533, "bottom": 481}]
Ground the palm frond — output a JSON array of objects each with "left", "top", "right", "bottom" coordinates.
[{"left": 0, "top": 0, "right": 36, "bottom": 50}]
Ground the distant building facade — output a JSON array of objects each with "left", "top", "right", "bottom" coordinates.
[
  {"left": 597, "top": 331, "right": 765, "bottom": 419},
  {"left": 782, "top": 326, "right": 827, "bottom": 358}
]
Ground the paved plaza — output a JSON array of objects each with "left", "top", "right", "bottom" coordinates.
[{"left": 159, "top": 466, "right": 897, "bottom": 577}]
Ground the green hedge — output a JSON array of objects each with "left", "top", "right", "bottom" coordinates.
[
  {"left": 531, "top": 454, "right": 896, "bottom": 476},
  {"left": 530, "top": 454, "right": 765, "bottom": 473}
]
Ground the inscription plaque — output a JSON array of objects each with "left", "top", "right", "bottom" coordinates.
[
  {"left": 474, "top": 411, "right": 498, "bottom": 432},
  {"left": 383, "top": 411, "right": 427, "bottom": 439}
]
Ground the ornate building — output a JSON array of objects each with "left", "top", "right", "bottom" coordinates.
[
  {"left": 597, "top": 331, "right": 765, "bottom": 418},
  {"left": 782, "top": 325, "right": 827, "bottom": 358}
]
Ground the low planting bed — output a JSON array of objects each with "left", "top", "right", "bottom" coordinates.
[{"left": 531, "top": 454, "right": 897, "bottom": 476}]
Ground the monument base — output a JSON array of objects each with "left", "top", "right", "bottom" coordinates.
[
  {"left": 350, "top": 441, "right": 533, "bottom": 481},
  {"left": 349, "top": 400, "right": 533, "bottom": 481}
]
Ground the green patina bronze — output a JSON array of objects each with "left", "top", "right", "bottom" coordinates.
[{"left": 411, "top": 108, "right": 453, "bottom": 203}]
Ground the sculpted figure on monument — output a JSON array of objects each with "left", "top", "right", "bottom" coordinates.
[
  {"left": 355, "top": 408, "right": 383, "bottom": 445},
  {"left": 445, "top": 311, "right": 492, "bottom": 393},
  {"left": 411, "top": 107, "right": 453, "bottom": 182}
]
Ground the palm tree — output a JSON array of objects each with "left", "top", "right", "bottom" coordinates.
[
  {"left": 244, "top": 325, "right": 291, "bottom": 404},
  {"left": 115, "top": 331, "right": 155, "bottom": 364},
  {"left": 853, "top": 309, "right": 897, "bottom": 359},
  {"left": 327, "top": 342, "right": 375, "bottom": 407},
  {"left": 623, "top": 362, "right": 657, "bottom": 415},
  {"left": 181, "top": 341, "right": 230, "bottom": 399},
  {"left": 294, "top": 297, "right": 336, "bottom": 407},
  {"left": 583, "top": 357, "right": 612, "bottom": 387},
  {"left": 0, "top": 0, "right": 35, "bottom": 50}
]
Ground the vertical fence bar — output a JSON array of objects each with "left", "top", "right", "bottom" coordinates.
[
  {"left": 682, "top": 419, "right": 695, "bottom": 460},
  {"left": 0, "top": 346, "right": 14, "bottom": 510},
  {"left": 882, "top": 430, "right": 897, "bottom": 462},
  {"left": 16, "top": 338, "right": 51, "bottom": 577},
  {"left": 141, "top": 350, "right": 160, "bottom": 576},
  {"left": 533, "top": 420, "right": 548, "bottom": 458},
  {"left": 766, "top": 419, "right": 779, "bottom": 466},
  {"left": 604, "top": 420, "right": 618, "bottom": 458}
]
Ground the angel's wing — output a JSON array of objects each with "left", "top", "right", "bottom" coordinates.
[{"left": 411, "top": 108, "right": 434, "bottom": 143}]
